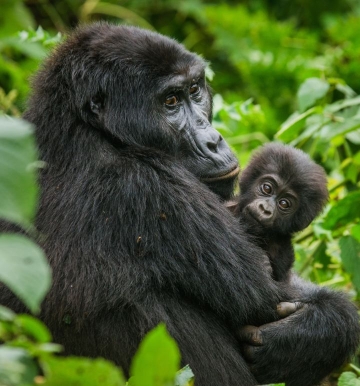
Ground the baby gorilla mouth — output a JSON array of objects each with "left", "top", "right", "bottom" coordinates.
[{"left": 201, "top": 165, "right": 240, "bottom": 182}]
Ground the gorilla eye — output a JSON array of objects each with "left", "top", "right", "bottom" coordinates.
[
  {"left": 278, "top": 199, "right": 291, "bottom": 209},
  {"left": 165, "top": 95, "right": 178, "bottom": 106},
  {"left": 261, "top": 183, "right": 272, "bottom": 195},
  {"left": 190, "top": 83, "right": 200, "bottom": 95}
]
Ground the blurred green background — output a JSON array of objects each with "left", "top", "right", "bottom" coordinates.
[{"left": 1, "top": 1, "right": 360, "bottom": 383}]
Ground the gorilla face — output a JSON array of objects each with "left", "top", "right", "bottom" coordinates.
[
  {"left": 72, "top": 25, "right": 239, "bottom": 199},
  {"left": 154, "top": 65, "right": 239, "bottom": 187},
  {"left": 238, "top": 143, "right": 329, "bottom": 234}
]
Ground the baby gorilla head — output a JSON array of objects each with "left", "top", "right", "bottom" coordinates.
[{"left": 238, "top": 143, "right": 328, "bottom": 236}]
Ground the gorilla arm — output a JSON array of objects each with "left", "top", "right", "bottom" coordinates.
[{"left": 238, "top": 273, "right": 360, "bottom": 386}]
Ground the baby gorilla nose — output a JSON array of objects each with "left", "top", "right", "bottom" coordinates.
[{"left": 258, "top": 201, "right": 273, "bottom": 218}]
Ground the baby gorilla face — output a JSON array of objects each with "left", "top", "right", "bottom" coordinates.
[
  {"left": 238, "top": 143, "right": 328, "bottom": 236},
  {"left": 241, "top": 173, "right": 299, "bottom": 234}
]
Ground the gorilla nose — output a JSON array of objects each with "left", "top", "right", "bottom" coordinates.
[
  {"left": 258, "top": 202, "right": 273, "bottom": 217},
  {"left": 206, "top": 134, "right": 223, "bottom": 153}
]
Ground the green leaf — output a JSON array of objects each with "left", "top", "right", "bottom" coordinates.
[
  {"left": 339, "top": 236, "right": 360, "bottom": 293},
  {"left": 320, "top": 117, "right": 360, "bottom": 140},
  {"left": 42, "top": 357, "right": 125, "bottom": 386},
  {"left": 324, "top": 96, "right": 360, "bottom": 114},
  {"left": 351, "top": 224, "right": 360, "bottom": 243},
  {"left": 0, "top": 117, "right": 39, "bottom": 228},
  {"left": 16, "top": 314, "right": 51, "bottom": 343},
  {"left": 175, "top": 365, "right": 194, "bottom": 386},
  {"left": 297, "top": 78, "right": 330, "bottom": 112},
  {"left": 130, "top": 324, "right": 181, "bottom": 386},
  {"left": 275, "top": 107, "right": 320, "bottom": 142},
  {"left": 0, "top": 234, "right": 51, "bottom": 314},
  {"left": 0, "top": 305, "right": 16, "bottom": 321},
  {"left": 338, "top": 371, "right": 360, "bottom": 386},
  {"left": 322, "top": 191, "right": 360, "bottom": 230},
  {"left": 0, "top": 346, "right": 38, "bottom": 386}
]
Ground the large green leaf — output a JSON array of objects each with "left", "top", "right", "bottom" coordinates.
[
  {"left": 297, "top": 78, "right": 330, "bottom": 112},
  {"left": 42, "top": 357, "right": 125, "bottom": 386},
  {"left": 0, "top": 117, "right": 39, "bottom": 228},
  {"left": 0, "top": 346, "right": 38, "bottom": 386},
  {"left": 129, "top": 324, "right": 181, "bottom": 386},
  {"left": 339, "top": 236, "right": 360, "bottom": 293},
  {"left": 0, "top": 234, "right": 51, "bottom": 314}
]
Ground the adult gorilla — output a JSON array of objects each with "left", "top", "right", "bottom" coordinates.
[{"left": 1, "top": 23, "right": 359, "bottom": 386}]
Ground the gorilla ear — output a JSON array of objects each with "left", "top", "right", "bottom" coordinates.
[{"left": 89, "top": 94, "right": 105, "bottom": 116}]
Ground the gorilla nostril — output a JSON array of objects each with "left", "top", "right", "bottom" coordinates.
[
  {"left": 207, "top": 142, "right": 218, "bottom": 153},
  {"left": 259, "top": 203, "right": 272, "bottom": 216},
  {"left": 206, "top": 134, "right": 222, "bottom": 153}
]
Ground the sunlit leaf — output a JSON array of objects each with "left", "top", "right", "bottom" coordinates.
[
  {"left": 16, "top": 314, "right": 51, "bottom": 343},
  {"left": 129, "top": 324, "right": 180, "bottom": 386},
  {"left": 338, "top": 371, "right": 360, "bottom": 386},
  {"left": 42, "top": 357, "right": 125, "bottom": 386}
]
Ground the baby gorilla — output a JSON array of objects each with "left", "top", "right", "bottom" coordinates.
[{"left": 233, "top": 143, "right": 328, "bottom": 281}]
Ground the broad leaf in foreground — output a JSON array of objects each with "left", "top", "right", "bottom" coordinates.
[
  {"left": 0, "top": 117, "right": 39, "bottom": 228},
  {"left": 0, "top": 234, "right": 51, "bottom": 314}
]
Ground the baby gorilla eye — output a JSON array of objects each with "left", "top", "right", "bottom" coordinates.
[
  {"left": 165, "top": 95, "right": 178, "bottom": 106},
  {"left": 278, "top": 199, "right": 291, "bottom": 209},
  {"left": 261, "top": 183, "right": 272, "bottom": 195},
  {"left": 190, "top": 83, "right": 200, "bottom": 95}
]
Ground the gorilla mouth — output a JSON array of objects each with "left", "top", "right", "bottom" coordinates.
[{"left": 201, "top": 166, "right": 240, "bottom": 182}]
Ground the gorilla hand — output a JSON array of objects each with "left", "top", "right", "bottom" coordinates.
[
  {"left": 237, "top": 292, "right": 359, "bottom": 386},
  {"left": 238, "top": 301, "right": 303, "bottom": 349}
]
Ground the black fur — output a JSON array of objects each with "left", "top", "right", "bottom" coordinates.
[
  {"left": 236, "top": 143, "right": 328, "bottom": 281},
  {"left": 0, "top": 24, "right": 359, "bottom": 386}
]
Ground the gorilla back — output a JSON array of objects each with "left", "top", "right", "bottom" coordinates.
[{"left": 1, "top": 23, "right": 359, "bottom": 386}]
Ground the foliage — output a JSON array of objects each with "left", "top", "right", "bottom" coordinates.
[
  {"left": 0, "top": 301, "right": 193, "bottom": 386},
  {"left": 338, "top": 367, "right": 360, "bottom": 386},
  {"left": 0, "top": 1, "right": 360, "bottom": 384},
  {"left": 0, "top": 117, "right": 50, "bottom": 313}
]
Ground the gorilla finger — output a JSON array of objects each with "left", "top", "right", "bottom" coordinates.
[
  {"left": 241, "top": 344, "right": 261, "bottom": 363},
  {"left": 237, "top": 325, "right": 263, "bottom": 346},
  {"left": 277, "top": 301, "right": 304, "bottom": 318}
]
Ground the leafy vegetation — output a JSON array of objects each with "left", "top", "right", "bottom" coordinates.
[{"left": 0, "top": 0, "right": 360, "bottom": 384}]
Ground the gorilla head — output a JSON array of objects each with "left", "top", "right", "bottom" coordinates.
[
  {"left": 31, "top": 23, "right": 239, "bottom": 199},
  {"left": 238, "top": 143, "right": 329, "bottom": 235}
]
